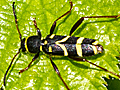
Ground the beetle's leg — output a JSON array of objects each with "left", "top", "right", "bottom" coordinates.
[
  {"left": 13, "top": 2, "right": 22, "bottom": 41},
  {"left": 70, "top": 15, "right": 120, "bottom": 36},
  {"left": 50, "top": 0, "right": 73, "bottom": 35},
  {"left": 19, "top": 52, "right": 39, "bottom": 73},
  {"left": 69, "top": 57, "right": 120, "bottom": 78},
  {"left": 33, "top": 18, "right": 41, "bottom": 39},
  {"left": 49, "top": 56, "right": 70, "bottom": 90}
]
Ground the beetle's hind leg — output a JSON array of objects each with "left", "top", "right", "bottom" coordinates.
[
  {"left": 69, "top": 57, "right": 120, "bottom": 78},
  {"left": 49, "top": 56, "right": 70, "bottom": 90}
]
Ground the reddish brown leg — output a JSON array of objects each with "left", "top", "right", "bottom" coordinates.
[
  {"left": 19, "top": 52, "right": 39, "bottom": 73},
  {"left": 69, "top": 57, "right": 120, "bottom": 78},
  {"left": 49, "top": 56, "right": 70, "bottom": 90},
  {"left": 70, "top": 15, "right": 120, "bottom": 36}
]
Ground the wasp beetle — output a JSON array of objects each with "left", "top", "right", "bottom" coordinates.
[{"left": 1, "top": 0, "right": 120, "bottom": 90}]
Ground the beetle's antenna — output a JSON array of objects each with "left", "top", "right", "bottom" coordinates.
[
  {"left": 13, "top": 2, "right": 22, "bottom": 41},
  {"left": 50, "top": 0, "right": 73, "bottom": 35},
  {"left": 3, "top": 48, "right": 21, "bottom": 87}
]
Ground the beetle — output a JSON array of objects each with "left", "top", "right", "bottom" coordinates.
[{"left": 1, "top": 0, "right": 120, "bottom": 90}]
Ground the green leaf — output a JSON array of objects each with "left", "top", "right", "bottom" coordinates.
[{"left": 0, "top": 0, "right": 120, "bottom": 90}]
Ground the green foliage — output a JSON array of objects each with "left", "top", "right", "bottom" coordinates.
[{"left": 0, "top": 0, "right": 120, "bottom": 90}]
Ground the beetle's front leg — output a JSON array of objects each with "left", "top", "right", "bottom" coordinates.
[{"left": 19, "top": 52, "right": 39, "bottom": 73}]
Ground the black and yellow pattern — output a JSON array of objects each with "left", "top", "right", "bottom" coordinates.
[{"left": 37, "top": 34, "right": 103, "bottom": 57}]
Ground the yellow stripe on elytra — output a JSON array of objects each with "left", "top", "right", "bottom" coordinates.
[
  {"left": 40, "top": 46, "right": 42, "bottom": 51},
  {"left": 76, "top": 44, "right": 82, "bottom": 57},
  {"left": 41, "top": 37, "right": 44, "bottom": 40},
  {"left": 49, "top": 46, "right": 52, "bottom": 52},
  {"left": 56, "top": 36, "right": 70, "bottom": 44},
  {"left": 44, "top": 40, "right": 48, "bottom": 44},
  {"left": 77, "top": 37, "right": 84, "bottom": 44},
  {"left": 92, "top": 41, "right": 98, "bottom": 45},
  {"left": 91, "top": 46, "right": 97, "bottom": 54},
  {"left": 56, "top": 44, "right": 68, "bottom": 56},
  {"left": 49, "top": 34, "right": 55, "bottom": 39},
  {"left": 25, "top": 36, "right": 29, "bottom": 52}
]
